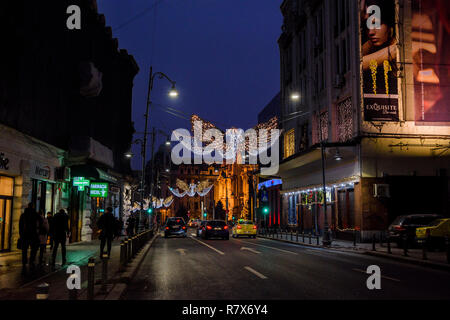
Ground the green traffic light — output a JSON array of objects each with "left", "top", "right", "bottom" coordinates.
[
  {"left": 147, "top": 208, "right": 153, "bottom": 214},
  {"left": 263, "top": 207, "right": 270, "bottom": 214}
]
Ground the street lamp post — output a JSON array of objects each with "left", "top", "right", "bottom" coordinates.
[{"left": 139, "top": 66, "right": 178, "bottom": 232}]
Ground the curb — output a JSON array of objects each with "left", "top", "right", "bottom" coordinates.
[
  {"left": 104, "top": 233, "right": 159, "bottom": 300},
  {"left": 257, "top": 235, "right": 450, "bottom": 271}
]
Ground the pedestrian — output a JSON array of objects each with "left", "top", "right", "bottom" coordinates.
[
  {"left": 46, "top": 211, "right": 54, "bottom": 250},
  {"left": 38, "top": 210, "right": 49, "bottom": 266},
  {"left": 117, "top": 217, "right": 124, "bottom": 237},
  {"left": 97, "top": 207, "right": 117, "bottom": 258},
  {"left": 18, "top": 203, "right": 40, "bottom": 272},
  {"left": 51, "top": 209, "right": 69, "bottom": 267},
  {"left": 127, "top": 214, "right": 135, "bottom": 237}
]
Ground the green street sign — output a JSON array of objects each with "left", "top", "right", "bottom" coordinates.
[
  {"left": 73, "top": 177, "right": 90, "bottom": 191},
  {"left": 90, "top": 182, "right": 109, "bottom": 198}
]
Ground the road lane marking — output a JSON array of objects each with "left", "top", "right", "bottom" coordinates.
[
  {"left": 176, "top": 249, "right": 187, "bottom": 255},
  {"left": 190, "top": 237, "right": 225, "bottom": 255},
  {"left": 352, "top": 268, "right": 401, "bottom": 282},
  {"left": 241, "top": 247, "right": 261, "bottom": 254},
  {"left": 191, "top": 233, "right": 196, "bottom": 237},
  {"left": 244, "top": 266, "right": 268, "bottom": 279},
  {"left": 235, "top": 239, "right": 298, "bottom": 255}
]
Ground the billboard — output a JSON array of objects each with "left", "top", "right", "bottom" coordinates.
[
  {"left": 361, "top": 0, "right": 399, "bottom": 122},
  {"left": 412, "top": 0, "right": 450, "bottom": 124}
]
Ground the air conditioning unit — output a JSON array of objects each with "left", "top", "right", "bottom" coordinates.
[
  {"left": 55, "top": 166, "right": 71, "bottom": 182},
  {"left": 334, "top": 74, "right": 345, "bottom": 88},
  {"left": 373, "top": 184, "right": 390, "bottom": 198}
]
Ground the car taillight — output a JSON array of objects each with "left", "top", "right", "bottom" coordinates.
[
  {"left": 237, "top": 225, "right": 242, "bottom": 229},
  {"left": 253, "top": 225, "right": 257, "bottom": 229},
  {"left": 206, "top": 226, "right": 212, "bottom": 230},
  {"left": 394, "top": 226, "right": 405, "bottom": 231},
  {"left": 165, "top": 227, "right": 169, "bottom": 230},
  {"left": 182, "top": 226, "right": 186, "bottom": 230},
  {"left": 224, "top": 226, "right": 229, "bottom": 230},
  {"left": 177, "top": 220, "right": 180, "bottom": 223}
]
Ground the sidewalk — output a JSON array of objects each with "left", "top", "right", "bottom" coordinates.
[
  {"left": 257, "top": 230, "right": 450, "bottom": 270},
  {"left": 0, "top": 238, "right": 125, "bottom": 300}
]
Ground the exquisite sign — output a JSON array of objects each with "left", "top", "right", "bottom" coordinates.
[
  {"left": 90, "top": 182, "right": 108, "bottom": 198},
  {"left": 73, "top": 177, "right": 90, "bottom": 191}
]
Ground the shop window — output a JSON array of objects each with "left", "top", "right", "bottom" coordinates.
[
  {"left": 0, "top": 176, "right": 13, "bottom": 196},
  {"left": 284, "top": 129, "right": 295, "bottom": 159}
]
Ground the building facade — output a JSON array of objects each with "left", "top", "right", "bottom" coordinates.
[
  {"left": 278, "top": 0, "right": 449, "bottom": 241},
  {"left": 0, "top": 0, "right": 138, "bottom": 249}
]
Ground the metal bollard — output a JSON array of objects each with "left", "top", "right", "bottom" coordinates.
[
  {"left": 372, "top": 234, "right": 376, "bottom": 251},
  {"left": 403, "top": 235, "right": 408, "bottom": 257},
  {"left": 291, "top": 231, "right": 293, "bottom": 241},
  {"left": 127, "top": 238, "right": 132, "bottom": 261},
  {"left": 119, "top": 241, "right": 125, "bottom": 272},
  {"left": 296, "top": 230, "right": 299, "bottom": 242},
  {"left": 309, "top": 233, "right": 312, "bottom": 244},
  {"left": 87, "top": 257, "right": 95, "bottom": 300},
  {"left": 317, "top": 235, "right": 320, "bottom": 245},
  {"left": 422, "top": 240, "right": 428, "bottom": 260},
  {"left": 101, "top": 254, "right": 108, "bottom": 293},
  {"left": 446, "top": 236, "right": 450, "bottom": 264},
  {"left": 353, "top": 230, "right": 357, "bottom": 247},
  {"left": 387, "top": 236, "right": 392, "bottom": 254},
  {"left": 36, "top": 283, "right": 49, "bottom": 300},
  {"left": 303, "top": 232, "right": 305, "bottom": 243}
]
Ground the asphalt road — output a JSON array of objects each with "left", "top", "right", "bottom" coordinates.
[{"left": 124, "top": 228, "right": 450, "bottom": 300}]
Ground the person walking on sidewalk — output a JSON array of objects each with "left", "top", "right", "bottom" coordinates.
[
  {"left": 38, "top": 210, "right": 49, "bottom": 266},
  {"left": 18, "top": 203, "right": 40, "bottom": 272},
  {"left": 97, "top": 207, "right": 118, "bottom": 258},
  {"left": 46, "top": 211, "right": 54, "bottom": 250},
  {"left": 51, "top": 209, "right": 69, "bottom": 267},
  {"left": 127, "top": 214, "right": 135, "bottom": 237}
]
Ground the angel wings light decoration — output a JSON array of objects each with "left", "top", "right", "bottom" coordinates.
[{"left": 169, "top": 178, "right": 214, "bottom": 198}]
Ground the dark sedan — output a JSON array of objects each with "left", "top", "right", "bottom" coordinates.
[
  {"left": 200, "top": 220, "right": 229, "bottom": 240},
  {"left": 164, "top": 218, "right": 187, "bottom": 238},
  {"left": 388, "top": 214, "right": 443, "bottom": 247}
]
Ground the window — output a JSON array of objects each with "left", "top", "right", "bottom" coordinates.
[
  {"left": 0, "top": 176, "right": 13, "bottom": 196},
  {"left": 284, "top": 129, "right": 295, "bottom": 159}
]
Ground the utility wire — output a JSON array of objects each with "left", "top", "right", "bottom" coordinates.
[{"left": 115, "top": 0, "right": 165, "bottom": 31}]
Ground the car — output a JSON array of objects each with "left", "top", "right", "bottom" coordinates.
[
  {"left": 388, "top": 214, "right": 443, "bottom": 247},
  {"left": 232, "top": 219, "right": 257, "bottom": 238},
  {"left": 196, "top": 220, "right": 207, "bottom": 237},
  {"left": 164, "top": 217, "right": 187, "bottom": 238},
  {"left": 200, "top": 220, "right": 229, "bottom": 240},
  {"left": 416, "top": 218, "right": 450, "bottom": 250},
  {"left": 189, "top": 219, "right": 201, "bottom": 228}
]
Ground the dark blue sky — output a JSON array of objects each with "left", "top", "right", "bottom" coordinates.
[{"left": 97, "top": 0, "right": 282, "bottom": 169}]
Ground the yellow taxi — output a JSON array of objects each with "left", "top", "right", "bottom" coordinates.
[
  {"left": 232, "top": 219, "right": 257, "bottom": 238},
  {"left": 416, "top": 218, "right": 450, "bottom": 249}
]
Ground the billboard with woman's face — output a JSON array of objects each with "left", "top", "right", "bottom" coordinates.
[
  {"left": 412, "top": 0, "right": 450, "bottom": 124},
  {"left": 361, "top": 0, "right": 399, "bottom": 122}
]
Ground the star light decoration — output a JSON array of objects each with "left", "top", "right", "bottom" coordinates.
[{"left": 188, "top": 114, "right": 280, "bottom": 160}]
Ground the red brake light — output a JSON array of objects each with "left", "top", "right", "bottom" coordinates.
[
  {"left": 253, "top": 225, "right": 257, "bottom": 229},
  {"left": 177, "top": 220, "right": 180, "bottom": 223},
  {"left": 165, "top": 227, "right": 169, "bottom": 230},
  {"left": 395, "top": 226, "right": 405, "bottom": 231},
  {"left": 224, "top": 226, "right": 229, "bottom": 230},
  {"left": 237, "top": 225, "right": 242, "bottom": 229},
  {"left": 206, "top": 225, "right": 212, "bottom": 230}
]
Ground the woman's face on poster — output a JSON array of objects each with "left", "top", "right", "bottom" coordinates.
[{"left": 367, "top": 23, "right": 391, "bottom": 47}]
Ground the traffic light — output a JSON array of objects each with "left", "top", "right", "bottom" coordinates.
[
  {"left": 262, "top": 206, "right": 270, "bottom": 215},
  {"left": 147, "top": 207, "right": 153, "bottom": 214},
  {"left": 203, "top": 212, "right": 207, "bottom": 218}
]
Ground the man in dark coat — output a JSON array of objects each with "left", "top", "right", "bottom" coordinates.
[
  {"left": 19, "top": 203, "right": 40, "bottom": 271},
  {"left": 126, "top": 214, "right": 135, "bottom": 237},
  {"left": 46, "top": 212, "right": 54, "bottom": 250},
  {"left": 97, "top": 207, "right": 117, "bottom": 258},
  {"left": 51, "top": 209, "right": 69, "bottom": 267}
]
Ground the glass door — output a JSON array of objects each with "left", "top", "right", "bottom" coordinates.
[{"left": 0, "top": 197, "right": 13, "bottom": 251}]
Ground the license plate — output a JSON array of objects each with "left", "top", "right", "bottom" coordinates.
[
  {"left": 173, "top": 225, "right": 180, "bottom": 228},
  {"left": 214, "top": 227, "right": 221, "bottom": 230}
]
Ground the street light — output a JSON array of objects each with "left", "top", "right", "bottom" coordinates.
[
  {"left": 290, "top": 92, "right": 300, "bottom": 101},
  {"left": 139, "top": 66, "right": 178, "bottom": 232}
]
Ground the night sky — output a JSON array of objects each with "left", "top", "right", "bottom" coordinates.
[{"left": 96, "top": 0, "right": 282, "bottom": 169}]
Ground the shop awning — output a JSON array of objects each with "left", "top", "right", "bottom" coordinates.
[{"left": 70, "top": 165, "right": 118, "bottom": 184}]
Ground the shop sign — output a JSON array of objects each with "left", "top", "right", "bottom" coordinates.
[
  {"left": 0, "top": 153, "right": 9, "bottom": 170},
  {"left": 30, "top": 161, "right": 54, "bottom": 181},
  {"left": 73, "top": 177, "right": 90, "bottom": 191},
  {"left": 90, "top": 182, "right": 108, "bottom": 198}
]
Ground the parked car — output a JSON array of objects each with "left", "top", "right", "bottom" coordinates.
[
  {"left": 196, "top": 221, "right": 207, "bottom": 237},
  {"left": 200, "top": 220, "right": 229, "bottom": 240},
  {"left": 164, "top": 217, "right": 187, "bottom": 238},
  {"left": 416, "top": 218, "right": 450, "bottom": 250},
  {"left": 188, "top": 219, "right": 201, "bottom": 228},
  {"left": 232, "top": 219, "right": 257, "bottom": 238},
  {"left": 388, "top": 214, "right": 443, "bottom": 247}
]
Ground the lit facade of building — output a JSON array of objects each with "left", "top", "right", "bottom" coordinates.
[{"left": 278, "top": 0, "right": 450, "bottom": 241}]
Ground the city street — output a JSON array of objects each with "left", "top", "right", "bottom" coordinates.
[{"left": 125, "top": 229, "right": 450, "bottom": 300}]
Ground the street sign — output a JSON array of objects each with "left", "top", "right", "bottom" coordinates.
[
  {"left": 90, "top": 182, "right": 109, "bottom": 198},
  {"left": 260, "top": 186, "right": 268, "bottom": 203},
  {"left": 73, "top": 177, "right": 90, "bottom": 191}
]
